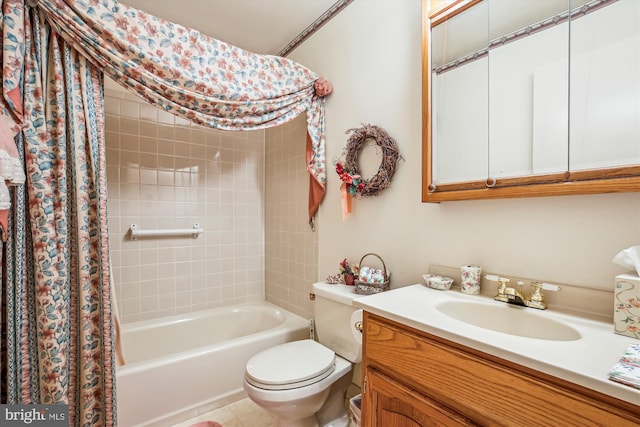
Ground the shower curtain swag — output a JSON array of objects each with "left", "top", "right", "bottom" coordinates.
[
  {"left": 2, "top": 0, "right": 331, "bottom": 228},
  {"left": 0, "top": 0, "right": 332, "bottom": 425}
]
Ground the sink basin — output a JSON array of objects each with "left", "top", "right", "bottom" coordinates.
[{"left": 436, "top": 300, "right": 581, "bottom": 341}]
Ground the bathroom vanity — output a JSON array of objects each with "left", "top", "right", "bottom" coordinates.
[{"left": 354, "top": 285, "right": 640, "bottom": 426}]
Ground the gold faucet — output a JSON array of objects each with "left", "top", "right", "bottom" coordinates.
[
  {"left": 494, "top": 277, "right": 512, "bottom": 303},
  {"left": 526, "top": 282, "right": 548, "bottom": 310},
  {"left": 492, "top": 277, "right": 548, "bottom": 310}
]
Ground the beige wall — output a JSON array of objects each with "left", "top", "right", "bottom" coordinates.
[
  {"left": 288, "top": 0, "right": 640, "bottom": 305},
  {"left": 105, "top": 0, "right": 640, "bottom": 322},
  {"left": 105, "top": 82, "right": 266, "bottom": 323},
  {"left": 264, "top": 115, "right": 319, "bottom": 320}
]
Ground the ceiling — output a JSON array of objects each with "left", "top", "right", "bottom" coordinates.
[{"left": 119, "top": 0, "right": 340, "bottom": 56}]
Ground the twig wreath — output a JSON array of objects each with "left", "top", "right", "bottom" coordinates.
[{"left": 336, "top": 124, "right": 402, "bottom": 197}]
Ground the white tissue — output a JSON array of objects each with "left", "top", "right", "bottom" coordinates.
[{"left": 612, "top": 245, "right": 640, "bottom": 277}]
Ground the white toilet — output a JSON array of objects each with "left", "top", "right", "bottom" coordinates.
[{"left": 243, "top": 282, "right": 362, "bottom": 427}]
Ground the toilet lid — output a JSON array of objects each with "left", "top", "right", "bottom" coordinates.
[{"left": 245, "top": 339, "right": 336, "bottom": 390}]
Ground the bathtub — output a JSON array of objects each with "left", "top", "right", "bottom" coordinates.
[{"left": 116, "top": 302, "right": 310, "bottom": 426}]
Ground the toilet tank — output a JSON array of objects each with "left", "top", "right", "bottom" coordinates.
[{"left": 312, "top": 282, "right": 362, "bottom": 363}]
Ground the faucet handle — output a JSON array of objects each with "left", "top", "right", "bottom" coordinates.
[
  {"left": 526, "top": 282, "right": 548, "bottom": 310},
  {"left": 493, "top": 276, "right": 511, "bottom": 302},
  {"left": 530, "top": 282, "right": 544, "bottom": 301},
  {"left": 498, "top": 276, "right": 511, "bottom": 289}
]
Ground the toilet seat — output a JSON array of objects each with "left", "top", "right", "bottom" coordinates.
[{"left": 245, "top": 339, "right": 336, "bottom": 390}]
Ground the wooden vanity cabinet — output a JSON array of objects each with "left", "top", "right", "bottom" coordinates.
[{"left": 361, "top": 312, "right": 640, "bottom": 427}]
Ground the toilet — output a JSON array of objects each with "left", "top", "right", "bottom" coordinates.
[{"left": 243, "top": 282, "right": 362, "bottom": 427}]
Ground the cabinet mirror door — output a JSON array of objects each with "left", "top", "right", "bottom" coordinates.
[
  {"left": 489, "top": 0, "right": 570, "bottom": 179},
  {"left": 569, "top": 0, "right": 640, "bottom": 172},
  {"left": 424, "top": 0, "right": 640, "bottom": 202},
  {"left": 431, "top": 0, "right": 488, "bottom": 185}
]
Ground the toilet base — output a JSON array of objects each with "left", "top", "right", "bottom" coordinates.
[
  {"left": 277, "top": 364, "right": 352, "bottom": 427},
  {"left": 315, "top": 367, "right": 352, "bottom": 427},
  {"left": 245, "top": 356, "right": 353, "bottom": 427}
]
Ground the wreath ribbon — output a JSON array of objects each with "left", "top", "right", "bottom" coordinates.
[
  {"left": 339, "top": 171, "right": 360, "bottom": 220},
  {"left": 340, "top": 182, "right": 352, "bottom": 220}
]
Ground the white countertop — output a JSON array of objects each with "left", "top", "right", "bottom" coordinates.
[{"left": 353, "top": 283, "right": 640, "bottom": 406}]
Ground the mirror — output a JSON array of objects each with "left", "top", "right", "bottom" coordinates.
[
  {"left": 423, "top": 0, "right": 640, "bottom": 202},
  {"left": 431, "top": 0, "right": 488, "bottom": 184}
]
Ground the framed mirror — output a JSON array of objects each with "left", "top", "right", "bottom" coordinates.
[{"left": 423, "top": 0, "right": 640, "bottom": 202}]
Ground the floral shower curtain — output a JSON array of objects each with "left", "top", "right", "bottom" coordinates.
[
  {"left": 1, "top": 0, "right": 330, "bottom": 425},
  {"left": 1, "top": 3, "right": 116, "bottom": 426}
]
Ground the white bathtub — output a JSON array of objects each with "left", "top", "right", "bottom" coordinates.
[{"left": 116, "top": 303, "right": 310, "bottom": 426}]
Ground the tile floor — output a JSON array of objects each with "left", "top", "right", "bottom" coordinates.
[
  {"left": 172, "top": 384, "right": 361, "bottom": 427},
  {"left": 172, "top": 397, "right": 275, "bottom": 427}
]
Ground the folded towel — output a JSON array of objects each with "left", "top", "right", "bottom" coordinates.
[
  {"left": 0, "top": 114, "right": 26, "bottom": 242},
  {"left": 608, "top": 343, "right": 640, "bottom": 390},
  {"left": 358, "top": 266, "right": 389, "bottom": 284}
]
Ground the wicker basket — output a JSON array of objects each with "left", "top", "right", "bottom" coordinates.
[{"left": 354, "top": 253, "right": 390, "bottom": 295}]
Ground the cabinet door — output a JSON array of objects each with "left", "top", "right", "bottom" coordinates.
[
  {"left": 364, "top": 368, "right": 477, "bottom": 427},
  {"left": 364, "top": 313, "right": 640, "bottom": 426}
]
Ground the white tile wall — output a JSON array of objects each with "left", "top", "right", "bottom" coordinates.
[
  {"left": 106, "top": 87, "right": 266, "bottom": 323},
  {"left": 264, "top": 114, "right": 319, "bottom": 320}
]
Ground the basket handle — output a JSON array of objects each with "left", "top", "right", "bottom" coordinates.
[{"left": 358, "top": 252, "right": 387, "bottom": 278}]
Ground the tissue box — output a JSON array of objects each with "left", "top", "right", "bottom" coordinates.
[{"left": 614, "top": 273, "right": 640, "bottom": 340}]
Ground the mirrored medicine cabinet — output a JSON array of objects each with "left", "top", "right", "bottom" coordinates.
[{"left": 422, "top": 0, "right": 640, "bottom": 202}]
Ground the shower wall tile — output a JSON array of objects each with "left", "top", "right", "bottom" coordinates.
[
  {"left": 264, "top": 114, "right": 319, "bottom": 320},
  {"left": 105, "top": 88, "right": 265, "bottom": 323}
]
